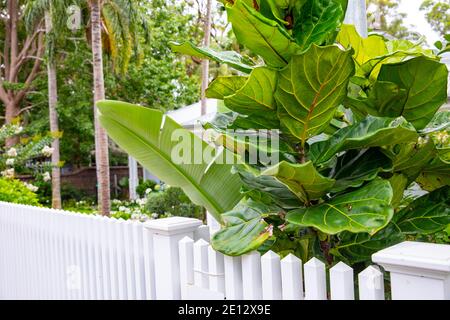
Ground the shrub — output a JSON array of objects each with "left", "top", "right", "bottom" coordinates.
[
  {"left": 136, "top": 179, "right": 158, "bottom": 198},
  {"left": 0, "top": 178, "right": 40, "bottom": 206}
]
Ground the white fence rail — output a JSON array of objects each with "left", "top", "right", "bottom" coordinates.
[{"left": 1, "top": 202, "right": 450, "bottom": 300}]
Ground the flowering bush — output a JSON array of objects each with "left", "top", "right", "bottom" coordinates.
[
  {"left": 0, "top": 122, "right": 55, "bottom": 194},
  {"left": 0, "top": 177, "right": 40, "bottom": 206}
]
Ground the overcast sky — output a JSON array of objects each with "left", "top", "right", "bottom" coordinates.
[{"left": 397, "top": 0, "right": 441, "bottom": 45}]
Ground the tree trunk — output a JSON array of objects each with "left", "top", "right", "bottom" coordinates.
[
  {"left": 45, "top": 12, "right": 62, "bottom": 209},
  {"left": 5, "top": 101, "right": 20, "bottom": 147},
  {"left": 91, "top": 0, "right": 111, "bottom": 216},
  {"left": 200, "top": 0, "right": 212, "bottom": 116}
]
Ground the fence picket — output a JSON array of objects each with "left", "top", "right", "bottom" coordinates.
[
  {"left": 242, "top": 252, "right": 262, "bottom": 300},
  {"left": 179, "top": 236, "right": 195, "bottom": 299},
  {"left": 330, "top": 262, "right": 355, "bottom": 300},
  {"left": 261, "top": 251, "right": 282, "bottom": 300},
  {"left": 207, "top": 245, "right": 225, "bottom": 295},
  {"left": 281, "top": 254, "right": 304, "bottom": 300},
  {"left": 193, "top": 239, "right": 210, "bottom": 289},
  {"left": 358, "top": 266, "right": 385, "bottom": 300},
  {"left": 224, "top": 255, "right": 243, "bottom": 300},
  {"left": 304, "top": 258, "right": 327, "bottom": 300}
]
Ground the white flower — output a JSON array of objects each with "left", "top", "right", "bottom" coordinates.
[
  {"left": 41, "top": 146, "right": 54, "bottom": 157},
  {"left": 145, "top": 188, "right": 152, "bottom": 195},
  {"left": 435, "top": 131, "right": 449, "bottom": 145},
  {"left": 139, "top": 214, "right": 149, "bottom": 222},
  {"left": 42, "top": 172, "right": 51, "bottom": 182},
  {"left": 5, "top": 158, "right": 15, "bottom": 166},
  {"left": 14, "top": 126, "right": 23, "bottom": 134},
  {"left": 151, "top": 213, "right": 159, "bottom": 219},
  {"left": 131, "top": 213, "right": 140, "bottom": 220},
  {"left": 112, "top": 199, "right": 122, "bottom": 205},
  {"left": 6, "top": 148, "right": 17, "bottom": 157},
  {"left": 137, "top": 198, "right": 146, "bottom": 206},
  {"left": 119, "top": 206, "right": 127, "bottom": 212},
  {"left": 24, "top": 182, "right": 39, "bottom": 192},
  {"left": 1, "top": 168, "right": 15, "bottom": 178}
]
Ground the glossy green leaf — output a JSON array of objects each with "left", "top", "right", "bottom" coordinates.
[
  {"left": 309, "top": 116, "right": 418, "bottom": 165},
  {"left": 331, "top": 148, "right": 393, "bottom": 193},
  {"left": 336, "top": 24, "right": 387, "bottom": 66},
  {"left": 416, "top": 157, "right": 450, "bottom": 192},
  {"left": 227, "top": 0, "right": 301, "bottom": 68},
  {"left": 221, "top": 67, "right": 278, "bottom": 116},
  {"left": 262, "top": 161, "right": 336, "bottom": 203},
  {"left": 170, "top": 41, "right": 254, "bottom": 74},
  {"left": 331, "top": 224, "right": 405, "bottom": 265},
  {"left": 394, "top": 187, "right": 450, "bottom": 235},
  {"left": 97, "top": 100, "right": 243, "bottom": 222},
  {"left": 286, "top": 179, "right": 394, "bottom": 235},
  {"left": 345, "top": 81, "right": 408, "bottom": 121},
  {"left": 234, "top": 165, "right": 302, "bottom": 209},
  {"left": 275, "top": 45, "right": 354, "bottom": 145},
  {"left": 388, "top": 174, "right": 409, "bottom": 208},
  {"left": 206, "top": 76, "right": 248, "bottom": 99},
  {"left": 293, "top": 0, "right": 344, "bottom": 50},
  {"left": 377, "top": 57, "right": 448, "bottom": 130},
  {"left": 211, "top": 199, "right": 278, "bottom": 256}
]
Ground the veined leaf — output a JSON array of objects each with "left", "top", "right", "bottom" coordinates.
[
  {"left": 416, "top": 157, "right": 450, "bottom": 192},
  {"left": 420, "top": 111, "right": 450, "bottom": 134},
  {"left": 388, "top": 174, "right": 409, "bottom": 208},
  {"left": 170, "top": 41, "right": 255, "bottom": 74},
  {"left": 97, "top": 100, "right": 243, "bottom": 222},
  {"left": 377, "top": 57, "right": 448, "bottom": 130},
  {"left": 337, "top": 24, "right": 388, "bottom": 66},
  {"left": 331, "top": 148, "right": 393, "bottom": 193},
  {"left": 275, "top": 45, "right": 354, "bottom": 145},
  {"left": 345, "top": 81, "right": 408, "bottom": 121},
  {"left": 227, "top": 0, "right": 302, "bottom": 68},
  {"left": 293, "top": 0, "right": 344, "bottom": 50},
  {"left": 262, "top": 161, "right": 336, "bottom": 203},
  {"left": 331, "top": 224, "right": 405, "bottom": 265},
  {"left": 206, "top": 76, "right": 248, "bottom": 100},
  {"left": 309, "top": 116, "right": 418, "bottom": 165},
  {"left": 286, "top": 179, "right": 394, "bottom": 235},
  {"left": 211, "top": 199, "right": 278, "bottom": 256},
  {"left": 234, "top": 165, "right": 302, "bottom": 209},
  {"left": 394, "top": 186, "right": 450, "bottom": 235},
  {"left": 218, "top": 67, "right": 278, "bottom": 116}
]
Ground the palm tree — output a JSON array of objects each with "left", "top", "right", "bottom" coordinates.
[
  {"left": 201, "top": 0, "right": 213, "bottom": 116},
  {"left": 86, "top": 0, "right": 148, "bottom": 215},
  {"left": 24, "top": 0, "right": 73, "bottom": 209}
]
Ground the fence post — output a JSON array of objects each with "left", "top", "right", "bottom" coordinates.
[
  {"left": 144, "top": 217, "right": 203, "bottom": 300},
  {"left": 372, "top": 241, "right": 450, "bottom": 300}
]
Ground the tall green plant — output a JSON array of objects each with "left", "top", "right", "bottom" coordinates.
[{"left": 99, "top": 0, "right": 450, "bottom": 266}]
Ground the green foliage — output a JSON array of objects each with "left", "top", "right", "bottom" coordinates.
[
  {"left": 100, "top": 0, "right": 450, "bottom": 266},
  {"left": 145, "top": 187, "right": 204, "bottom": 219},
  {"left": 0, "top": 178, "right": 41, "bottom": 206},
  {"left": 136, "top": 179, "right": 158, "bottom": 198},
  {"left": 420, "top": 0, "right": 450, "bottom": 37}
]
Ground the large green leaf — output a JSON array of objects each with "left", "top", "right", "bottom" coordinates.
[
  {"left": 331, "top": 148, "right": 393, "bottom": 193},
  {"left": 309, "top": 116, "right": 418, "bottom": 165},
  {"left": 262, "top": 161, "right": 336, "bottom": 204},
  {"left": 388, "top": 174, "right": 409, "bottom": 208},
  {"left": 234, "top": 165, "right": 302, "bottom": 209},
  {"left": 394, "top": 187, "right": 450, "bottom": 235},
  {"left": 286, "top": 179, "right": 394, "bottom": 235},
  {"left": 331, "top": 224, "right": 405, "bottom": 265},
  {"left": 275, "top": 45, "right": 354, "bottom": 145},
  {"left": 206, "top": 76, "right": 248, "bottom": 100},
  {"left": 345, "top": 81, "right": 408, "bottom": 121},
  {"left": 97, "top": 100, "right": 243, "bottom": 222},
  {"left": 377, "top": 57, "right": 448, "bottom": 130},
  {"left": 211, "top": 199, "right": 278, "bottom": 256},
  {"left": 416, "top": 157, "right": 450, "bottom": 192},
  {"left": 170, "top": 41, "right": 255, "bottom": 74},
  {"left": 293, "top": 0, "right": 344, "bottom": 50},
  {"left": 336, "top": 24, "right": 387, "bottom": 66},
  {"left": 211, "top": 67, "right": 278, "bottom": 117},
  {"left": 227, "top": 0, "right": 302, "bottom": 68}
]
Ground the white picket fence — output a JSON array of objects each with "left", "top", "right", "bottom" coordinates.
[{"left": 1, "top": 202, "right": 450, "bottom": 300}]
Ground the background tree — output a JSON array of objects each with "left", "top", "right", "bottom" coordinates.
[
  {"left": 366, "top": 0, "right": 413, "bottom": 39},
  {"left": 0, "top": 0, "right": 45, "bottom": 147},
  {"left": 420, "top": 0, "right": 450, "bottom": 37}
]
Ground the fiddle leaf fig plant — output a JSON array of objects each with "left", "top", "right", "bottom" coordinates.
[{"left": 98, "top": 0, "right": 450, "bottom": 267}]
